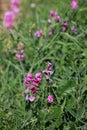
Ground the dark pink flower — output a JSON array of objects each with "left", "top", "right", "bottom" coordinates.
[
  {"left": 62, "top": 22, "right": 68, "bottom": 31},
  {"left": 45, "top": 75, "right": 52, "bottom": 83},
  {"left": 15, "top": 54, "right": 24, "bottom": 61},
  {"left": 47, "top": 95, "right": 53, "bottom": 103},
  {"left": 35, "top": 72, "right": 42, "bottom": 81},
  {"left": 55, "top": 15, "right": 61, "bottom": 23},
  {"left": 32, "top": 79, "right": 40, "bottom": 86},
  {"left": 27, "top": 73, "right": 33, "bottom": 81},
  {"left": 30, "top": 85, "right": 35, "bottom": 90},
  {"left": 50, "top": 10, "right": 57, "bottom": 17},
  {"left": 47, "top": 61, "right": 53, "bottom": 71}
]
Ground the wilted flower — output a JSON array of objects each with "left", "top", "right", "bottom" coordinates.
[
  {"left": 25, "top": 95, "right": 29, "bottom": 101},
  {"left": 48, "top": 18, "right": 52, "bottom": 24},
  {"left": 30, "top": 3, "right": 36, "bottom": 8},
  {"left": 70, "top": 0, "right": 78, "bottom": 10},
  {"left": 47, "top": 95, "right": 53, "bottom": 103}
]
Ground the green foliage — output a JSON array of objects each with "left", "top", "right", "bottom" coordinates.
[{"left": 0, "top": 0, "right": 87, "bottom": 130}]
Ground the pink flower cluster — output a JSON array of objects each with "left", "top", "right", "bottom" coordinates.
[
  {"left": 47, "top": 95, "right": 53, "bottom": 103},
  {"left": 71, "top": 25, "right": 77, "bottom": 33},
  {"left": 14, "top": 42, "right": 24, "bottom": 61},
  {"left": 24, "top": 72, "right": 42, "bottom": 102},
  {"left": 62, "top": 22, "right": 68, "bottom": 31},
  {"left": 49, "top": 10, "right": 61, "bottom": 23},
  {"left": 70, "top": 0, "right": 78, "bottom": 10},
  {"left": 34, "top": 30, "right": 43, "bottom": 38},
  {"left": 3, "top": 0, "right": 20, "bottom": 29},
  {"left": 43, "top": 61, "right": 53, "bottom": 83}
]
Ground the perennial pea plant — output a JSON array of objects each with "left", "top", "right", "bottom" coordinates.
[{"left": 0, "top": 0, "right": 87, "bottom": 129}]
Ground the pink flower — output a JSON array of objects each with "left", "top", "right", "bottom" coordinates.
[
  {"left": 62, "top": 22, "right": 68, "bottom": 31},
  {"left": 11, "top": 0, "right": 20, "bottom": 6},
  {"left": 17, "top": 42, "right": 24, "bottom": 48},
  {"left": 28, "top": 96, "right": 35, "bottom": 102},
  {"left": 47, "top": 95, "right": 53, "bottom": 103},
  {"left": 15, "top": 54, "right": 24, "bottom": 61},
  {"left": 24, "top": 89, "right": 29, "bottom": 94},
  {"left": 70, "top": 0, "right": 78, "bottom": 10},
  {"left": 34, "top": 30, "right": 43, "bottom": 38},
  {"left": 35, "top": 72, "right": 42, "bottom": 81},
  {"left": 3, "top": 11, "right": 14, "bottom": 29},
  {"left": 27, "top": 73, "right": 33, "bottom": 81},
  {"left": 47, "top": 61, "right": 52, "bottom": 71},
  {"left": 32, "top": 79, "right": 40, "bottom": 86},
  {"left": 11, "top": 4, "right": 19, "bottom": 15},
  {"left": 62, "top": 26, "right": 67, "bottom": 31},
  {"left": 50, "top": 10, "right": 57, "bottom": 17},
  {"left": 30, "top": 85, "right": 35, "bottom": 90},
  {"left": 14, "top": 49, "right": 24, "bottom": 54},
  {"left": 55, "top": 15, "right": 61, "bottom": 23},
  {"left": 71, "top": 25, "right": 77, "bottom": 32},
  {"left": 48, "top": 29, "right": 53, "bottom": 36},
  {"left": 45, "top": 75, "right": 52, "bottom": 83}
]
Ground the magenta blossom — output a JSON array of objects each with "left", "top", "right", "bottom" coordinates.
[
  {"left": 55, "top": 15, "right": 61, "bottom": 23},
  {"left": 28, "top": 96, "right": 35, "bottom": 102},
  {"left": 34, "top": 30, "right": 43, "bottom": 38},
  {"left": 11, "top": 4, "right": 19, "bottom": 15},
  {"left": 50, "top": 10, "right": 57, "bottom": 17},
  {"left": 3, "top": 11, "right": 14, "bottom": 29},
  {"left": 11, "top": 0, "right": 20, "bottom": 6},
  {"left": 70, "top": 0, "right": 78, "bottom": 10},
  {"left": 35, "top": 72, "right": 42, "bottom": 81},
  {"left": 47, "top": 95, "right": 53, "bottom": 103},
  {"left": 15, "top": 54, "right": 24, "bottom": 61},
  {"left": 62, "top": 22, "right": 68, "bottom": 31}
]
